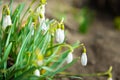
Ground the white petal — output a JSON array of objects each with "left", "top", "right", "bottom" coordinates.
[
  {"left": 36, "top": 5, "right": 45, "bottom": 23},
  {"left": 41, "top": 22, "right": 47, "bottom": 31},
  {"left": 36, "top": 5, "right": 45, "bottom": 14},
  {"left": 37, "top": 60, "right": 43, "bottom": 66},
  {"left": 38, "top": 17, "right": 45, "bottom": 24},
  {"left": 34, "top": 69, "right": 40, "bottom": 76},
  {"left": 66, "top": 52, "right": 73, "bottom": 63},
  {"left": 81, "top": 53, "right": 87, "bottom": 66},
  {"left": 56, "top": 29, "right": 65, "bottom": 43},
  {"left": 2, "top": 15, "right": 12, "bottom": 30}
]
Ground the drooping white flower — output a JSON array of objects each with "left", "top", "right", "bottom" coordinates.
[
  {"left": 41, "top": 21, "right": 48, "bottom": 34},
  {"left": 37, "top": 60, "right": 43, "bottom": 66},
  {"left": 36, "top": 5, "right": 45, "bottom": 15},
  {"left": 34, "top": 69, "right": 40, "bottom": 76},
  {"left": 56, "top": 28, "right": 65, "bottom": 43},
  {"left": 66, "top": 52, "right": 73, "bottom": 63},
  {"left": 81, "top": 53, "right": 87, "bottom": 66},
  {"left": 2, "top": 15, "right": 12, "bottom": 30},
  {"left": 36, "top": 5, "right": 45, "bottom": 24}
]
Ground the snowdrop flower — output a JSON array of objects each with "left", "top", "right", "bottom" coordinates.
[
  {"left": 66, "top": 52, "right": 73, "bottom": 63},
  {"left": 34, "top": 69, "right": 40, "bottom": 76},
  {"left": 41, "top": 21, "right": 48, "bottom": 34},
  {"left": 36, "top": 5, "right": 45, "bottom": 24},
  {"left": 81, "top": 53, "right": 87, "bottom": 66},
  {"left": 56, "top": 28, "right": 65, "bottom": 43},
  {"left": 36, "top": 5, "right": 45, "bottom": 15},
  {"left": 2, "top": 15, "right": 12, "bottom": 30},
  {"left": 37, "top": 60, "right": 43, "bottom": 66}
]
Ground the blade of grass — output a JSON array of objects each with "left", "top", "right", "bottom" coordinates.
[{"left": 0, "top": 43, "right": 12, "bottom": 65}]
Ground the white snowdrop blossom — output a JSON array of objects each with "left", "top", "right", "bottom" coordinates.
[
  {"left": 66, "top": 52, "right": 73, "bottom": 63},
  {"left": 2, "top": 15, "right": 12, "bottom": 30},
  {"left": 41, "top": 21, "right": 48, "bottom": 34},
  {"left": 56, "top": 28, "right": 65, "bottom": 43},
  {"left": 37, "top": 60, "right": 43, "bottom": 66},
  {"left": 34, "top": 69, "right": 40, "bottom": 76},
  {"left": 81, "top": 53, "right": 87, "bottom": 66},
  {"left": 36, "top": 5, "right": 45, "bottom": 15},
  {"left": 36, "top": 5, "right": 45, "bottom": 24}
]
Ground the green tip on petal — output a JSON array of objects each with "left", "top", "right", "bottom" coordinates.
[
  {"left": 61, "top": 24, "right": 64, "bottom": 30},
  {"left": 40, "top": 0, "right": 46, "bottom": 4},
  {"left": 2, "top": 5, "right": 10, "bottom": 15}
]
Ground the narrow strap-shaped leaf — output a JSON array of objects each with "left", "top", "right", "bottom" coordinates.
[
  {"left": 13, "top": 67, "right": 36, "bottom": 80},
  {"left": 0, "top": 43, "right": 12, "bottom": 65},
  {"left": 12, "top": 3, "right": 25, "bottom": 22}
]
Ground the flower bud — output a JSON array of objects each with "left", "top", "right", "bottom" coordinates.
[
  {"left": 34, "top": 69, "right": 40, "bottom": 76},
  {"left": 81, "top": 53, "right": 87, "bottom": 66},
  {"left": 2, "top": 15, "right": 12, "bottom": 30},
  {"left": 66, "top": 52, "right": 73, "bottom": 63},
  {"left": 56, "top": 28, "right": 65, "bottom": 43}
]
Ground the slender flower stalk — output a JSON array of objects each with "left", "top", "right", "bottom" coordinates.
[
  {"left": 66, "top": 52, "right": 73, "bottom": 63},
  {"left": 81, "top": 53, "right": 87, "bottom": 66},
  {"left": 34, "top": 69, "right": 40, "bottom": 76}
]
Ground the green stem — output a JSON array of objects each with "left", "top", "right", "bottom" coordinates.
[
  {"left": 46, "top": 43, "right": 73, "bottom": 53},
  {"left": 57, "top": 72, "right": 108, "bottom": 78},
  {"left": 58, "top": 66, "right": 112, "bottom": 78},
  {"left": 21, "top": 0, "right": 37, "bottom": 22},
  {"left": 50, "top": 35, "right": 54, "bottom": 54}
]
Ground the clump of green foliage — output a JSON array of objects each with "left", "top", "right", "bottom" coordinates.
[{"left": 0, "top": 0, "right": 112, "bottom": 80}]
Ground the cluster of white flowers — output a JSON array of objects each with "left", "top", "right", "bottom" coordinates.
[
  {"left": 33, "top": 1, "right": 87, "bottom": 69},
  {"left": 65, "top": 51, "right": 88, "bottom": 66},
  {"left": 36, "top": 3, "right": 48, "bottom": 34}
]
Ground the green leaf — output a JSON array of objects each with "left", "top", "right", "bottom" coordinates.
[
  {"left": 0, "top": 43, "right": 12, "bottom": 65},
  {"left": 14, "top": 67, "right": 36, "bottom": 80},
  {"left": 12, "top": 3, "right": 25, "bottom": 22},
  {"left": 51, "top": 58, "right": 78, "bottom": 77}
]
